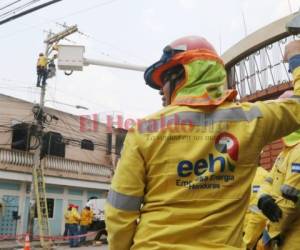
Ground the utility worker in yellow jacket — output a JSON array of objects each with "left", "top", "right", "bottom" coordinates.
[
  {"left": 256, "top": 128, "right": 300, "bottom": 250},
  {"left": 68, "top": 205, "right": 81, "bottom": 247},
  {"left": 243, "top": 166, "right": 271, "bottom": 249},
  {"left": 105, "top": 37, "right": 300, "bottom": 250},
  {"left": 36, "top": 52, "right": 48, "bottom": 87},
  {"left": 79, "top": 206, "right": 93, "bottom": 244},
  {"left": 63, "top": 204, "right": 73, "bottom": 236}
]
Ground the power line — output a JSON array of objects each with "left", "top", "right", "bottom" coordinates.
[
  {"left": 47, "top": 118, "right": 109, "bottom": 161},
  {"left": 0, "top": 0, "right": 62, "bottom": 26},
  {"left": 0, "top": 0, "right": 41, "bottom": 19},
  {"left": 45, "top": 95, "right": 109, "bottom": 143},
  {"left": 54, "top": 21, "right": 147, "bottom": 63},
  {"left": 54, "top": 0, "right": 119, "bottom": 20},
  {"left": 1, "top": 0, "right": 146, "bottom": 64},
  {"left": 0, "top": 0, "right": 23, "bottom": 11}
]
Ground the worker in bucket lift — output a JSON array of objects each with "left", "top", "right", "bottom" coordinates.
[
  {"left": 105, "top": 37, "right": 300, "bottom": 250},
  {"left": 36, "top": 52, "right": 48, "bottom": 87}
]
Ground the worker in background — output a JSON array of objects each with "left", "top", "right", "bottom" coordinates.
[
  {"left": 36, "top": 52, "right": 48, "bottom": 87},
  {"left": 105, "top": 37, "right": 300, "bottom": 250},
  {"left": 256, "top": 124, "right": 300, "bottom": 248},
  {"left": 94, "top": 210, "right": 107, "bottom": 243},
  {"left": 63, "top": 204, "right": 72, "bottom": 237},
  {"left": 79, "top": 205, "right": 93, "bottom": 244},
  {"left": 68, "top": 204, "right": 80, "bottom": 248},
  {"left": 243, "top": 164, "right": 271, "bottom": 249}
]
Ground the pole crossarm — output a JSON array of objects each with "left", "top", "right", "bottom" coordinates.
[{"left": 44, "top": 25, "right": 78, "bottom": 45}]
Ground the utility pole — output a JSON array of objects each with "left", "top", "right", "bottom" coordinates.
[{"left": 27, "top": 25, "right": 78, "bottom": 248}]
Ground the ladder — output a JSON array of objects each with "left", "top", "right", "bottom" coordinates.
[{"left": 33, "top": 158, "right": 52, "bottom": 249}]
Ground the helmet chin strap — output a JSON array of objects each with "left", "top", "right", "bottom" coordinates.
[
  {"left": 168, "top": 79, "right": 176, "bottom": 104},
  {"left": 167, "top": 66, "right": 185, "bottom": 104}
]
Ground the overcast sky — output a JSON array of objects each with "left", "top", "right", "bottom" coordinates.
[{"left": 0, "top": 0, "right": 299, "bottom": 122}]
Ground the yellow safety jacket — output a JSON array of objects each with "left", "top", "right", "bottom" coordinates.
[
  {"left": 262, "top": 143, "right": 300, "bottom": 250},
  {"left": 80, "top": 208, "right": 93, "bottom": 226},
  {"left": 105, "top": 63, "right": 300, "bottom": 250},
  {"left": 243, "top": 167, "right": 270, "bottom": 249},
  {"left": 64, "top": 210, "right": 71, "bottom": 224},
  {"left": 68, "top": 208, "right": 80, "bottom": 224},
  {"left": 37, "top": 55, "right": 48, "bottom": 68}
]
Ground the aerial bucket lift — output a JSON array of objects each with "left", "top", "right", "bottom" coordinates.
[{"left": 57, "top": 44, "right": 146, "bottom": 73}]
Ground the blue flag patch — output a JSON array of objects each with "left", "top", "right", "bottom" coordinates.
[
  {"left": 291, "top": 163, "right": 300, "bottom": 173},
  {"left": 252, "top": 185, "right": 260, "bottom": 193}
]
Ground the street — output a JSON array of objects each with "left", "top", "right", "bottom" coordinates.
[
  {"left": 0, "top": 240, "right": 108, "bottom": 249},
  {"left": 56, "top": 244, "right": 108, "bottom": 250}
]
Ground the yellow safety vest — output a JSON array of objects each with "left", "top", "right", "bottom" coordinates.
[{"left": 37, "top": 56, "right": 47, "bottom": 68}]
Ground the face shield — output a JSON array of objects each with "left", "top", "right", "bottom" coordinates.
[{"left": 144, "top": 46, "right": 186, "bottom": 90}]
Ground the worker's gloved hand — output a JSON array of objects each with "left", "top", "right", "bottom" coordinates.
[
  {"left": 282, "top": 190, "right": 298, "bottom": 203},
  {"left": 280, "top": 185, "right": 299, "bottom": 204},
  {"left": 258, "top": 195, "right": 282, "bottom": 222}
]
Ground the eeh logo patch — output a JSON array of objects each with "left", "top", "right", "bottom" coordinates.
[
  {"left": 215, "top": 132, "right": 239, "bottom": 161},
  {"left": 214, "top": 132, "right": 239, "bottom": 172},
  {"left": 176, "top": 132, "right": 240, "bottom": 178}
]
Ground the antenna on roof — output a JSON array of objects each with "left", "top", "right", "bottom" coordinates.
[
  {"left": 288, "top": 0, "right": 293, "bottom": 13},
  {"left": 241, "top": 10, "right": 248, "bottom": 37}
]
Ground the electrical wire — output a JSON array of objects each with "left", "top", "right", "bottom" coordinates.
[
  {"left": 44, "top": 96, "right": 113, "bottom": 160},
  {"left": 54, "top": 0, "right": 119, "bottom": 20},
  {"left": 0, "top": 0, "right": 41, "bottom": 19},
  {"left": 1, "top": 0, "right": 145, "bottom": 65},
  {"left": 0, "top": 91, "right": 116, "bottom": 162},
  {"left": 0, "top": 0, "right": 62, "bottom": 25},
  {"left": 0, "top": 0, "right": 23, "bottom": 11},
  {"left": 45, "top": 111, "right": 108, "bottom": 146},
  {"left": 0, "top": 77, "right": 113, "bottom": 114},
  {"left": 0, "top": 118, "right": 114, "bottom": 157},
  {"left": 0, "top": 2, "right": 146, "bottom": 85},
  {"left": 54, "top": 21, "right": 145, "bottom": 63},
  {"left": 0, "top": 83, "right": 122, "bottom": 158}
]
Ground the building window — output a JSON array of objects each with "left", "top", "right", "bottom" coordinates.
[
  {"left": 34, "top": 198, "right": 55, "bottom": 218},
  {"left": 106, "top": 133, "right": 112, "bottom": 155},
  {"left": 42, "top": 131, "right": 65, "bottom": 157},
  {"left": 11, "top": 123, "right": 32, "bottom": 151},
  {"left": 115, "top": 133, "right": 126, "bottom": 155},
  {"left": 81, "top": 139, "right": 94, "bottom": 151}
]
